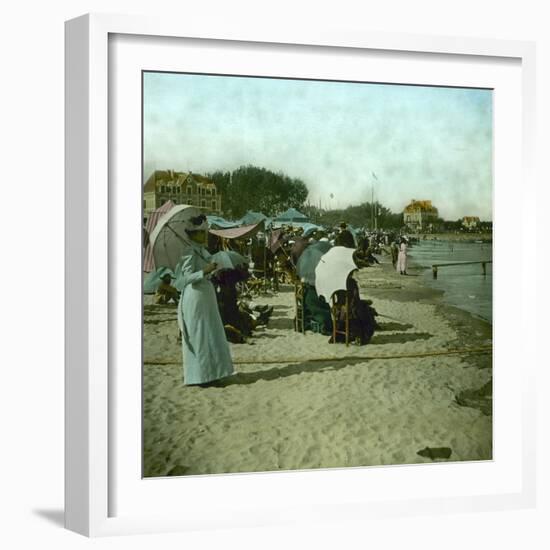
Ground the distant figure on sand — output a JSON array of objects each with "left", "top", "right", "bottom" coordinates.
[
  {"left": 396, "top": 238, "right": 408, "bottom": 275},
  {"left": 391, "top": 241, "right": 399, "bottom": 268},
  {"left": 174, "top": 211, "right": 234, "bottom": 387}
]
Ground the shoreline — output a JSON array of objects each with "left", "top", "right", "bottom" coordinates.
[
  {"left": 409, "top": 232, "right": 492, "bottom": 243},
  {"left": 142, "top": 254, "right": 493, "bottom": 477},
  {"left": 360, "top": 259, "right": 492, "bottom": 368}
]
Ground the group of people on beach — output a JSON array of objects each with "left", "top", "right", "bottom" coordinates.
[{"left": 151, "top": 212, "right": 412, "bottom": 387}]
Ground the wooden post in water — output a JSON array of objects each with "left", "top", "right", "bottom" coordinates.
[{"left": 432, "top": 266, "right": 438, "bottom": 279}]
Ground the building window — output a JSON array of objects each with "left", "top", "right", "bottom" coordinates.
[
  {"left": 187, "top": 186, "right": 192, "bottom": 195},
  {"left": 201, "top": 200, "right": 206, "bottom": 208},
  {"left": 211, "top": 188, "right": 216, "bottom": 196},
  {"left": 206, "top": 188, "right": 211, "bottom": 195},
  {"left": 211, "top": 200, "right": 216, "bottom": 210},
  {"left": 161, "top": 186, "right": 166, "bottom": 193}
]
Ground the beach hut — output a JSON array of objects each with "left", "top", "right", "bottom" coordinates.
[
  {"left": 143, "top": 200, "right": 175, "bottom": 272},
  {"left": 274, "top": 207, "right": 309, "bottom": 223}
]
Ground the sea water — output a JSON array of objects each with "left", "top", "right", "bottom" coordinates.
[{"left": 408, "top": 240, "right": 493, "bottom": 323}]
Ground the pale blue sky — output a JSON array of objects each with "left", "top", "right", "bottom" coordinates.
[{"left": 143, "top": 72, "right": 493, "bottom": 220}]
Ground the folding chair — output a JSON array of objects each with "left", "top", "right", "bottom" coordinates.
[{"left": 331, "top": 290, "right": 350, "bottom": 346}]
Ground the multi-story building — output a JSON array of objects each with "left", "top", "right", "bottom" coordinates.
[
  {"left": 143, "top": 170, "right": 222, "bottom": 216},
  {"left": 462, "top": 216, "right": 480, "bottom": 230},
  {"left": 403, "top": 199, "right": 439, "bottom": 232}
]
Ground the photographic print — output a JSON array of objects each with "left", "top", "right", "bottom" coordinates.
[{"left": 142, "top": 72, "right": 493, "bottom": 478}]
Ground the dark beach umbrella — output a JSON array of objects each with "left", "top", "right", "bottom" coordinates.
[
  {"left": 290, "top": 237, "right": 310, "bottom": 264},
  {"left": 269, "top": 229, "right": 290, "bottom": 253},
  {"left": 296, "top": 240, "right": 332, "bottom": 285}
]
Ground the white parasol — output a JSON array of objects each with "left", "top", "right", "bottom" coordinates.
[
  {"left": 314, "top": 246, "right": 357, "bottom": 300},
  {"left": 149, "top": 204, "right": 207, "bottom": 270}
]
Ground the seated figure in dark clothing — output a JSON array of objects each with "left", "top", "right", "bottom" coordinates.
[
  {"left": 213, "top": 268, "right": 253, "bottom": 339},
  {"left": 334, "top": 222, "right": 356, "bottom": 249},
  {"left": 330, "top": 273, "right": 378, "bottom": 345},
  {"left": 212, "top": 266, "right": 272, "bottom": 342},
  {"left": 302, "top": 284, "right": 333, "bottom": 334}
]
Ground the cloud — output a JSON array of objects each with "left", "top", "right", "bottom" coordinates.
[{"left": 143, "top": 73, "right": 493, "bottom": 220}]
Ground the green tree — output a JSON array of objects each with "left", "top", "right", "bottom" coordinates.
[{"left": 209, "top": 165, "right": 309, "bottom": 218}]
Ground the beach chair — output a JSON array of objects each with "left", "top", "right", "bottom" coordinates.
[
  {"left": 331, "top": 291, "right": 350, "bottom": 346},
  {"left": 244, "top": 277, "right": 264, "bottom": 296},
  {"left": 294, "top": 281, "right": 306, "bottom": 333}
]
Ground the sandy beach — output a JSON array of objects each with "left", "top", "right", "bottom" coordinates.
[{"left": 143, "top": 255, "right": 492, "bottom": 477}]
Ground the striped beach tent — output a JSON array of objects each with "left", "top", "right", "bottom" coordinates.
[{"left": 143, "top": 200, "right": 175, "bottom": 272}]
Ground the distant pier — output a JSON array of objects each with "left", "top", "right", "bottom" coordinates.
[{"left": 431, "top": 260, "right": 492, "bottom": 279}]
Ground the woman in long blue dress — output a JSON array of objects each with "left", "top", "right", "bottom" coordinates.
[{"left": 174, "top": 212, "right": 234, "bottom": 386}]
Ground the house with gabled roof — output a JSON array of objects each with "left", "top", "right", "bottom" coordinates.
[
  {"left": 403, "top": 199, "right": 439, "bottom": 231},
  {"left": 143, "top": 170, "right": 222, "bottom": 215},
  {"left": 461, "top": 216, "right": 480, "bottom": 230}
]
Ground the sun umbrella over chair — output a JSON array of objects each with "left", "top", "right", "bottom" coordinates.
[
  {"left": 296, "top": 240, "right": 332, "bottom": 285},
  {"left": 149, "top": 205, "right": 206, "bottom": 271},
  {"left": 314, "top": 246, "right": 357, "bottom": 300}
]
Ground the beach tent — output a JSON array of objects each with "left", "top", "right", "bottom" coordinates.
[
  {"left": 237, "top": 210, "right": 268, "bottom": 226},
  {"left": 274, "top": 207, "right": 309, "bottom": 223},
  {"left": 143, "top": 200, "right": 175, "bottom": 272},
  {"left": 206, "top": 215, "right": 240, "bottom": 229}
]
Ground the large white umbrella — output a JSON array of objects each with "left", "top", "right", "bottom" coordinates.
[
  {"left": 149, "top": 204, "right": 206, "bottom": 270},
  {"left": 314, "top": 246, "right": 358, "bottom": 300}
]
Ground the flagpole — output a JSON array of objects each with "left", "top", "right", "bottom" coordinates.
[{"left": 371, "top": 185, "right": 374, "bottom": 231}]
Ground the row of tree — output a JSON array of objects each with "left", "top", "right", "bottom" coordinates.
[
  {"left": 303, "top": 203, "right": 403, "bottom": 229},
  {"left": 206, "top": 165, "right": 309, "bottom": 219}
]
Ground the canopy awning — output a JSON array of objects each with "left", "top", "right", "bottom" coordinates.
[{"left": 209, "top": 221, "right": 264, "bottom": 240}]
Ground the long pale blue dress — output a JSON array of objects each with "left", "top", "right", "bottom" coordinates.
[{"left": 174, "top": 243, "right": 234, "bottom": 385}]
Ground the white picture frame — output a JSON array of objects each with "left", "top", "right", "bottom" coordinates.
[{"left": 65, "top": 13, "right": 537, "bottom": 537}]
